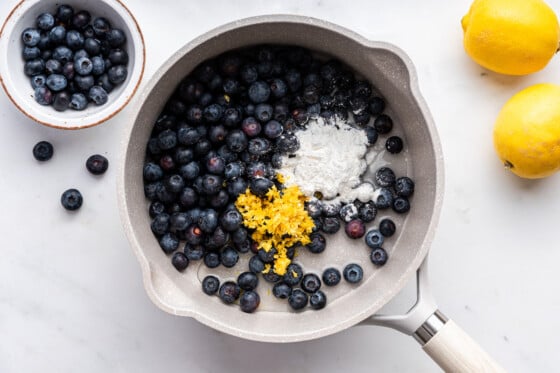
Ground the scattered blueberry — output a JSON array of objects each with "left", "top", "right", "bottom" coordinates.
[
  {"left": 283, "top": 263, "right": 303, "bottom": 286},
  {"left": 374, "top": 187, "right": 394, "bottom": 209},
  {"left": 370, "top": 248, "right": 388, "bottom": 266},
  {"left": 219, "top": 281, "right": 241, "bottom": 304},
  {"left": 204, "top": 252, "right": 221, "bottom": 268},
  {"left": 61, "top": 188, "right": 83, "bottom": 211},
  {"left": 159, "top": 233, "right": 179, "bottom": 254},
  {"left": 288, "top": 289, "right": 308, "bottom": 310},
  {"left": 386, "top": 136, "right": 404, "bottom": 154},
  {"left": 358, "top": 201, "right": 377, "bottom": 222},
  {"left": 171, "top": 252, "right": 189, "bottom": 271},
  {"left": 33, "top": 140, "right": 53, "bottom": 161},
  {"left": 240, "top": 291, "right": 260, "bottom": 313},
  {"left": 375, "top": 167, "right": 396, "bottom": 187},
  {"left": 343, "top": 263, "right": 363, "bottom": 284},
  {"left": 202, "top": 275, "right": 220, "bottom": 295},
  {"left": 392, "top": 196, "right": 410, "bottom": 214},
  {"left": 220, "top": 246, "right": 239, "bottom": 268},
  {"left": 322, "top": 268, "right": 341, "bottom": 287},
  {"left": 365, "top": 229, "right": 384, "bottom": 249},
  {"left": 379, "top": 218, "right": 396, "bottom": 237},
  {"left": 86, "top": 154, "right": 109, "bottom": 175},
  {"left": 237, "top": 271, "right": 259, "bottom": 291},
  {"left": 69, "top": 93, "right": 88, "bottom": 110},
  {"left": 301, "top": 273, "right": 321, "bottom": 293},
  {"left": 374, "top": 114, "right": 393, "bottom": 134},
  {"left": 306, "top": 232, "right": 326, "bottom": 254},
  {"left": 273, "top": 282, "right": 292, "bottom": 299},
  {"left": 309, "top": 290, "right": 327, "bottom": 310},
  {"left": 395, "top": 176, "right": 415, "bottom": 197},
  {"left": 88, "top": 86, "right": 108, "bottom": 105}
]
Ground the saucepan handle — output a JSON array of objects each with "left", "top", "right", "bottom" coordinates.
[{"left": 417, "top": 312, "right": 506, "bottom": 373}]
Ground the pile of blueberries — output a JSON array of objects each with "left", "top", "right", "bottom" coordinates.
[
  {"left": 143, "top": 44, "right": 414, "bottom": 313},
  {"left": 21, "top": 5, "right": 128, "bottom": 111}
]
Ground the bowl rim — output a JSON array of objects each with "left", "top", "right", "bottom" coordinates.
[{"left": 0, "top": 0, "right": 146, "bottom": 130}]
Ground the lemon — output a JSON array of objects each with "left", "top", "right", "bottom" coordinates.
[
  {"left": 462, "top": 0, "right": 560, "bottom": 75},
  {"left": 494, "top": 83, "right": 560, "bottom": 179}
]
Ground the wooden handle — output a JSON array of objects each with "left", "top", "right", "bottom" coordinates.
[{"left": 422, "top": 320, "right": 507, "bottom": 373}]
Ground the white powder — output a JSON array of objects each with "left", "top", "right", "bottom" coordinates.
[{"left": 279, "top": 117, "right": 375, "bottom": 204}]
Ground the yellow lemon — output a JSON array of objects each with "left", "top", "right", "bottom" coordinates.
[
  {"left": 462, "top": 0, "right": 560, "bottom": 75},
  {"left": 494, "top": 83, "right": 560, "bottom": 179}
]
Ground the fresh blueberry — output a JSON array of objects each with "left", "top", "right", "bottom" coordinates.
[
  {"left": 74, "top": 57, "right": 93, "bottom": 76},
  {"left": 34, "top": 87, "right": 53, "bottom": 105},
  {"left": 171, "top": 252, "right": 189, "bottom": 271},
  {"left": 371, "top": 247, "right": 388, "bottom": 266},
  {"left": 23, "top": 46, "right": 41, "bottom": 60},
  {"left": 45, "top": 59, "right": 63, "bottom": 75},
  {"left": 263, "top": 120, "right": 283, "bottom": 139},
  {"left": 106, "top": 29, "right": 126, "bottom": 47},
  {"left": 204, "top": 155, "right": 226, "bottom": 175},
  {"left": 220, "top": 209, "right": 243, "bottom": 232},
  {"left": 320, "top": 217, "right": 341, "bottom": 234},
  {"left": 183, "top": 244, "right": 204, "bottom": 261},
  {"left": 33, "top": 141, "right": 54, "bottom": 161},
  {"left": 366, "top": 126, "right": 378, "bottom": 145},
  {"left": 392, "top": 196, "right": 410, "bottom": 214},
  {"left": 61, "top": 188, "right": 83, "bottom": 211},
  {"left": 56, "top": 4, "right": 74, "bottom": 23},
  {"left": 305, "top": 199, "right": 322, "bottom": 219},
  {"left": 231, "top": 227, "right": 248, "bottom": 246},
  {"left": 386, "top": 136, "right": 404, "bottom": 154},
  {"left": 199, "top": 174, "right": 221, "bottom": 195},
  {"left": 92, "top": 17, "right": 111, "bottom": 37},
  {"left": 202, "top": 104, "right": 223, "bottom": 123},
  {"left": 108, "top": 65, "right": 127, "bottom": 84},
  {"left": 227, "top": 177, "right": 248, "bottom": 197},
  {"left": 241, "top": 117, "right": 262, "bottom": 137},
  {"left": 169, "top": 212, "right": 190, "bottom": 233},
  {"left": 255, "top": 103, "right": 273, "bottom": 122},
  {"left": 269, "top": 78, "right": 288, "bottom": 98},
  {"left": 272, "top": 282, "right": 292, "bottom": 299},
  {"left": 165, "top": 174, "right": 184, "bottom": 193},
  {"left": 202, "top": 275, "right": 220, "bottom": 295},
  {"left": 184, "top": 224, "right": 203, "bottom": 245},
  {"left": 53, "top": 46, "right": 73, "bottom": 64},
  {"left": 247, "top": 138, "right": 272, "bottom": 156},
  {"left": 288, "top": 289, "right": 308, "bottom": 310},
  {"left": 240, "top": 291, "right": 260, "bottom": 313},
  {"left": 240, "top": 63, "right": 258, "bottom": 84},
  {"left": 62, "top": 62, "right": 75, "bottom": 80},
  {"left": 375, "top": 167, "right": 396, "bottom": 187},
  {"left": 249, "top": 255, "right": 265, "bottom": 274},
  {"left": 285, "top": 68, "right": 302, "bottom": 92},
  {"left": 150, "top": 213, "right": 170, "bottom": 236},
  {"left": 149, "top": 201, "right": 166, "bottom": 218},
  {"left": 72, "top": 10, "right": 91, "bottom": 29},
  {"left": 69, "top": 93, "right": 88, "bottom": 110},
  {"left": 45, "top": 74, "right": 67, "bottom": 92},
  {"left": 219, "top": 281, "right": 241, "bottom": 304},
  {"left": 343, "top": 263, "right": 363, "bottom": 284},
  {"left": 178, "top": 187, "right": 198, "bottom": 209},
  {"left": 221, "top": 246, "right": 239, "bottom": 268},
  {"left": 24, "top": 59, "right": 45, "bottom": 76},
  {"left": 224, "top": 161, "right": 244, "bottom": 180},
  {"left": 177, "top": 125, "right": 201, "bottom": 146},
  {"left": 275, "top": 132, "right": 299, "bottom": 154},
  {"left": 143, "top": 162, "right": 164, "bottom": 181},
  {"left": 365, "top": 229, "right": 384, "bottom": 249},
  {"left": 204, "top": 252, "right": 221, "bottom": 268},
  {"left": 157, "top": 129, "right": 177, "bottom": 150},
  {"left": 88, "top": 86, "right": 108, "bottom": 105},
  {"left": 257, "top": 247, "right": 277, "bottom": 264},
  {"left": 84, "top": 38, "right": 101, "bottom": 56},
  {"left": 322, "top": 267, "right": 341, "bottom": 287},
  {"left": 358, "top": 201, "right": 377, "bottom": 222},
  {"left": 283, "top": 263, "right": 303, "bottom": 286},
  {"left": 51, "top": 91, "right": 70, "bottom": 112},
  {"left": 309, "top": 290, "right": 327, "bottom": 310},
  {"left": 74, "top": 74, "right": 95, "bottom": 91},
  {"left": 226, "top": 129, "right": 248, "bottom": 152},
  {"left": 369, "top": 96, "right": 386, "bottom": 115},
  {"left": 65, "top": 30, "right": 84, "bottom": 50},
  {"left": 379, "top": 218, "right": 396, "bottom": 237},
  {"left": 237, "top": 271, "right": 259, "bottom": 291},
  {"left": 91, "top": 56, "right": 105, "bottom": 76},
  {"left": 263, "top": 268, "right": 282, "bottom": 284},
  {"left": 36, "top": 13, "right": 55, "bottom": 31},
  {"left": 22, "top": 28, "right": 41, "bottom": 46},
  {"left": 198, "top": 208, "right": 219, "bottom": 233},
  {"left": 248, "top": 81, "right": 270, "bottom": 103},
  {"left": 306, "top": 232, "right": 326, "bottom": 254},
  {"left": 301, "top": 273, "right": 321, "bottom": 293},
  {"left": 85, "top": 154, "right": 109, "bottom": 175},
  {"left": 249, "top": 177, "right": 273, "bottom": 197},
  {"left": 374, "top": 188, "right": 393, "bottom": 209},
  {"left": 96, "top": 73, "right": 114, "bottom": 93},
  {"left": 374, "top": 114, "right": 393, "bottom": 134},
  {"left": 345, "top": 219, "right": 366, "bottom": 239},
  {"left": 339, "top": 203, "right": 359, "bottom": 222},
  {"left": 395, "top": 176, "right": 415, "bottom": 197}
]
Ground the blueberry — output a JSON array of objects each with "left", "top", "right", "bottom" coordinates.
[
  {"left": 231, "top": 227, "right": 248, "bottom": 245},
  {"left": 257, "top": 247, "right": 276, "bottom": 264},
  {"left": 240, "top": 291, "right": 260, "bottom": 313},
  {"left": 301, "top": 273, "right": 321, "bottom": 293},
  {"left": 184, "top": 244, "right": 205, "bottom": 261},
  {"left": 371, "top": 247, "right": 388, "bottom": 266},
  {"left": 249, "top": 255, "right": 265, "bottom": 274},
  {"left": 36, "top": 13, "right": 55, "bottom": 31},
  {"left": 273, "top": 282, "right": 292, "bottom": 299},
  {"left": 33, "top": 141, "right": 54, "bottom": 161},
  {"left": 174, "top": 147, "right": 194, "bottom": 165},
  {"left": 74, "top": 57, "right": 93, "bottom": 76},
  {"left": 83, "top": 154, "right": 109, "bottom": 175},
  {"left": 61, "top": 188, "right": 83, "bottom": 211},
  {"left": 45, "top": 74, "right": 67, "bottom": 92},
  {"left": 62, "top": 62, "right": 75, "bottom": 80},
  {"left": 237, "top": 271, "right": 259, "bottom": 291},
  {"left": 263, "top": 268, "right": 282, "bottom": 283},
  {"left": 247, "top": 138, "right": 272, "bottom": 156},
  {"left": 202, "top": 275, "right": 220, "bottom": 295},
  {"left": 34, "top": 87, "right": 53, "bottom": 105},
  {"left": 184, "top": 224, "right": 203, "bottom": 245},
  {"left": 96, "top": 72, "right": 114, "bottom": 93},
  {"left": 320, "top": 217, "right": 341, "bottom": 234},
  {"left": 92, "top": 17, "right": 111, "bottom": 37},
  {"left": 88, "top": 86, "right": 108, "bottom": 105},
  {"left": 392, "top": 196, "right": 410, "bottom": 214},
  {"left": 143, "top": 162, "right": 164, "bottom": 181},
  {"left": 220, "top": 209, "right": 243, "bottom": 232},
  {"left": 177, "top": 125, "right": 201, "bottom": 145},
  {"left": 45, "top": 59, "right": 63, "bottom": 75},
  {"left": 353, "top": 80, "right": 372, "bottom": 97},
  {"left": 171, "top": 252, "right": 189, "bottom": 271},
  {"left": 369, "top": 96, "right": 386, "bottom": 115},
  {"left": 204, "top": 252, "right": 221, "bottom": 268},
  {"left": 375, "top": 167, "right": 396, "bottom": 187},
  {"left": 227, "top": 177, "right": 248, "bottom": 197},
  {"left": 241, "top": 117, "right": 262, "bottom": 137},
  {"left": 157, "top": 129, "right": 177, "bottom": 151},
  {"left": 305, "top": 199, "right": 322, "bottom": 219},
  {"left": 249, "top": 177, "right": 273, "bottom": 197},
  {"left": 345, "top": 219, "right": 366, "bottom": 239},
  {"left": 223, "top": 107, "right": 241, "bottom": 127},
  {"left": 66, "top": 30, "right": 84, "bottom": 50},
  {"left": 56, "top": 4, "right": 74, "bottom": 23},
  {"left": 106, "top": 29, "right": 126, "bottom": 47},
  {"left": 366, "top": 127, "right": 378, "bottom": 145},
  {"left": 221, "top": 246, "right": 239, "bottom": 268},
  {"left": 91, "top": 56, "right": 105, "bottom": 76},
  {"left": 263, "top": 120, "right": 283, "bottom": 139},
  {"left": 275, "top": 132, "right": 299, "bottom": 154},
  {"left": 199, "top": 208, "right": 219, "bottom": 233},
  {"left": 222, "top": 78, "right": 239, "bottom": 95},
  {"left": 303, "top": 84, "right": 320, "bottom": 104},
  {"left": 386, "top": 136, "right": 404, "bottom": 154},
  {"left": 23, "top": 46, "right": 41, "bottom": 60},
  {"left": 322, "top": 202, "right": 341, "bottom": 217},
  {"left": 24, "top": 59, "right": 45, "bottom": 76},
  {"left": 72, "top": 10, "right": 91, "bottom": 30},
  {"left": 202, "top": 104, "right": 223, "bottom": 123},
  {"left": 288, "top": 288, "right": 308, "bottom": 310},
  {"left": 322, "top": 267, "right": 341, "bottom": 287},
  {"left": 177, "top": 188, "right": 198, "bottom": 209},
  {"left": 395, "top": 176, "right": 415, "bottom": 197},
  {"left": 165, "top": 174, "right": 185, "bottom": 193},
  {"left": 149, "top": 201, "right": 166, "bottom": 218},
  {"left": 219, "top": 281, "right": 241, "bottom": 304},
  {"left": 226, "top": 129, "right": 248, "bottom": 153},
  {"left": 343, "top": 263, "right": 363, "bottom": 284},
  {"left": 22, "top": 28, "right": 41, "bottom": 46},
  {"left": 240, "top": 63, "right": 258, "bottom": 84},
  {"left": 248, "top": 81, "right": 270, "bottom": 103},
  {"left": 220, "top": 54, "right": 242, "bottom": 76},
  {"left": 379, "top": 218, "right": 396, "bottom": 237},
  {"left": 339, "top": 203, "right": 359, "bottom": 222},
  {"left": 74, "top": 74, "right": 95, "bottom": 91},
  {"left": 108, "top": 65, "right": 127, "bottom": 84},
  {"left": 309, "top": 290, "right": 327, "bottom": 310},
  {"left": 224, "top": 161, "right": 244, "bottom": 179},
  {"left": 205, "top": 155, "right": 226, "bottom": 175},
  {"left": 306, "top": 232, "right": 326, "bottom": 254},
  {"left": 69, "top": 93, "right": 88, "bottom": 110},
  {"left": 365, "top": 229, "right": 384, "bottom": 249},
  {"left": 255, "top": 103, "right": 273, "bottom": 122},
  {"left": 374, "top": 114, "right": 393, "bottom": 134},
  {"left": 53, "top": 46, "right": 73, "bottom": 64},
  {"left": 84, "top": 38, "right": 101, "bottom": 56},
  {"left": 283, "top": 263, "right": 303, "bottom": 286},
  {"left": 200, "top": 174, "right": 222, "bottom": 195},
  {"left": 151, "top": 213, "right": 170, "bottom": 235},
  {"left": 285, "top": 69, "right": 302, "bottom": 92},
  {"left": 37, "top": 33, "right": 51, "bottom": 50}
]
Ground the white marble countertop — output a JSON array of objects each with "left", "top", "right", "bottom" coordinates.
[{"left": 2, "top": 0, "right": 560, "bottom": 371}]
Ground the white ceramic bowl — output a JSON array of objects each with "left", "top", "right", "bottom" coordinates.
[{"left": 0, "top": 0, "right": 145, "bottom": 129}]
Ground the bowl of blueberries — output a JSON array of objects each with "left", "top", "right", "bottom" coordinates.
[{"left": 0, "top": 0, "right": 145, "bottom": 129}]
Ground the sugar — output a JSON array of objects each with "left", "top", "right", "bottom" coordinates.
[{"left": 278, "top": 116, "right": 375, "bottom": 205}]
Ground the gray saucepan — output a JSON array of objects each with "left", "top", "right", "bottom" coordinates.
[{"left": 118, "top": 15, "right": 505, "bottom": 372}]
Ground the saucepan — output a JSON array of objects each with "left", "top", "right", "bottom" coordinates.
[{"left": 118, "top": 15, "right": 505, "bottom": 372}]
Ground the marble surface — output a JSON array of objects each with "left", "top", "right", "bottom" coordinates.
[{"left": 2, "top": 0, "right": 560, "bottom": 371}]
